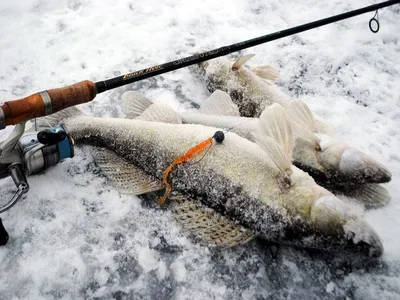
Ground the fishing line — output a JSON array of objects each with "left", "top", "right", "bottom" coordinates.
[
  {"left": 223, "top": 118, "right": 253, "bottom": 134},
  {"left": 43, "top": 118, "right": 54, "bottom": 129}
]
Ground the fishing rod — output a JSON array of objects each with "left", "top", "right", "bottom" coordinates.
[
  {"left": 0, "top": 0, "right": 398, "bottom": 129},
  {"left": 0, "top": 0, "right": 398, "bottom": 245}
]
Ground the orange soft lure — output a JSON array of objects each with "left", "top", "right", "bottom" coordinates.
[{"left": 157, "top": 131, "right": 225, "bottom": 205}]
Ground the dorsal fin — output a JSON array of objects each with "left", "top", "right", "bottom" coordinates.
[
  {"left": 122, "top": 91, "right": 153, "bottom": 119},
  {"left": 251, "top": 65, "right": 280, "bottom": 81},
  {"left": 232, "top": 54, "right": 255, "bottom": 71},
  {"left": 287, "top": 100, "right": 316, "bottom": 132},
  {"left": 199, "top": 90, "right": 240, "bottom": 116},
  {"left": 136, "top": 103, "right": 182, "bottom": 124},
  {"left": 256, "top": 103, "right": 292, "bottom": 173}
]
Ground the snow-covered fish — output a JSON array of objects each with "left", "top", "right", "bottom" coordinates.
[
  {"left": 37, "top": 104, "right": 383, "bottom": 257},
  {"left": 196, "top": 54, "right": 289, "bottom": 118},
  {"left": 122, "top": 90, "right": 391, "bottom": 208}
]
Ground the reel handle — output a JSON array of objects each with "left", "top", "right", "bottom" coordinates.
[{"left": 0, "top": 80, "right": 96, "bottom": 129}]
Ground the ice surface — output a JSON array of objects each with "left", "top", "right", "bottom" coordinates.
[{"left": 0, "top": 0, "right": 400, "bottom": 299}]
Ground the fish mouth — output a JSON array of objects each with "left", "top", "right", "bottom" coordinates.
[
  {"left": 338, "top": 149, "right": 391, "bottom": 184},
  {"left": 310, "top": 195, "right": 383, "bottom": 258},
  {"left": 342, "top": 219, "right": 384, "bottom": 258}
]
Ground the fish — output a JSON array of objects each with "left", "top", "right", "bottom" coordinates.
[
  {"left": 36, "top": 102, "right": 384, "bottom": 257},
  {"left": 121, "top": 90, "right": 391, "bottom": 208},
  {"left": 196, "top": 54, "right": 289, "bottom": 118}
]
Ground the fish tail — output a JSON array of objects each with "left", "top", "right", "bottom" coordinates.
[{"left": 34, "top": 107, "right": 84, "bottom": 130}]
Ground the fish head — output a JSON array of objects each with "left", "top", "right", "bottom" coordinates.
[
  {"left": 293, "top": 135, "right": 392, "bottom": 185},
  {"left": 317, "top": 136, "right": 391, "bottom": 184},
  {"left": 310, "top": 194, "right": 384, "bottom": 257},
  {"left": 287, "top": 169, "right": 383, "bottom": 257},
  {"left": 198, "top": 57, "right": 235, "bottom": 92},
  {"left": 197, "top": 54, "right": 272, "bottom": 93},
  {"left": 254, "top": 102, "right": 382, "bottom": 257},
  {"left": 288, "top": 101, "right": 391, "bottom": 186}
]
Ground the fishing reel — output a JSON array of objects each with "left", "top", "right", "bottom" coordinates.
[{"left": 0, "top": 122, "right": 74, "bottom": 245}]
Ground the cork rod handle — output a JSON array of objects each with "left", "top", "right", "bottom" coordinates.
[{"left": 0, "top": 80, "right": 96, "bottom": 127}]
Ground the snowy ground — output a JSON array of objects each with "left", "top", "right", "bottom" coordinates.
[{"left": 0, "top": 0, "right": 399, "bottom": 299}]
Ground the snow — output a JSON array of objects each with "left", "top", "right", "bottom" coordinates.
[
  {"left": 0, "top": 0, "right": 399, "bottom": 299},
  {"left": 326, "top": 281, "right": 335, "bottom": 293}
]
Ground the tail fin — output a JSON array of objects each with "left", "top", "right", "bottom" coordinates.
[
  {"left": 199, "top": 90, "right": 240, "bottom": 116},
  {"left": 121, "top": 91, "right": 182, "bottom": 124},
  {"left": 34, "top": 107, "right": 83, "bottom": 130},
  {"left": 122, "top": 91, "right": 153, "bottom": 119},
  {"left": 136, "top": 103, "right": 182, "bottom": 124}
]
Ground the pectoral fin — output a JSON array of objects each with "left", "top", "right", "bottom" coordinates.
[
  {"left": 91, "top": 147, "right": 164, "bottom": 195},
  {"left": 287, "top": 100, "right": 320, "bottom": 147},
  {"left": 257, "top": 103, "right": 293, "bottom": 165},
  {"left": 291, "top": 122, "right": 320, "bottom": 148},
  {"left": 315, "top": 118, "right": 334, "bottom": 136},
  {"left": 287, "top": 100, "right": 316, "bottom": 132},
  {"left": 287, "top": 100, "right": 334, "bottom": 136},
  {"left": 170, "top": 194, "right": 253, "bottom": 248},
  {"left": 336, "top": 184, "right": 391, "bottom": 209}
]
